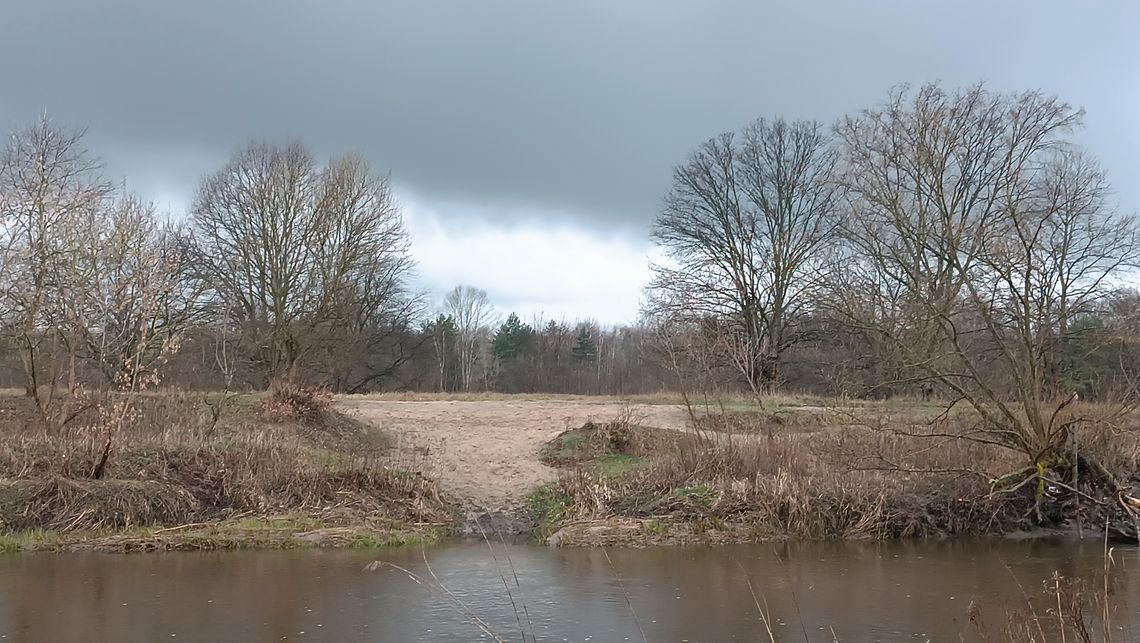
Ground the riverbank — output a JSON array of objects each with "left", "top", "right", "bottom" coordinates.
[
  {"left": 5, "top": 393, "right": 1138, "bottom": 552},
  {"left": 0, "top": 515, "right": 446, "bottom": 553},
  {"left": 0, "top": 388, "right": 452, "bottom": 553},
  {"left": 529, "top": 401, "right": 1140, "bottom": 547}
]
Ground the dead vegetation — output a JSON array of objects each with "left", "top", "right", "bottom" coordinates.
[
  {"left": 540, "top": 400, "right": 1140, "bottom": 546},
  {"left": 0, "top": 390, "right": 451, "bottom": 549},
  {"left": 540, "top": 417, "right": 694, "bottom": 468}
]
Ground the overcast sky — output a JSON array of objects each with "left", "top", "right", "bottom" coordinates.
[{"left": 2, "top": 0, "right": 1138, "bottom": 324}]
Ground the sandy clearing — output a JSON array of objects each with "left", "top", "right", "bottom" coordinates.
[{"left": 337, "top": 398, "right": 692, "bottom": 510}]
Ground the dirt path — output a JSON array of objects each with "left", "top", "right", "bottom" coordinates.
[{"left": 337, "top": 398, "right": 692, "bottom": 514}]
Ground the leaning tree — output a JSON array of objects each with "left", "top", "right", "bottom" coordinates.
[{"left": 832, "top": 83, "right": 1140, "bottom": 520}]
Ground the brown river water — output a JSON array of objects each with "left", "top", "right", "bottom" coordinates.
[{"left": 0, "top": 539, "right": 1137, "bottom": 642}]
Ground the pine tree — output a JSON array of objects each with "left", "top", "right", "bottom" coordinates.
[
  {"left": 571, "top": 326, "right": 597, "bottom": 362},
  {"left": 492, "top": 313, "right": 534, "bottom": 362}
]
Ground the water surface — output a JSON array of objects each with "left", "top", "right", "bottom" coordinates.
[{"left": 1, "top": 539, "right": 1136, "bottom": 642}]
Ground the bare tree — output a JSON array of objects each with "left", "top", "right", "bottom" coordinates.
[
  {"left": 0, "top": 117, "right": 112, "bottom": 431},
  {"left": 63, "top": 192, "right": 200, "bottom": 476},
  {"left": 190, "top": 142, "right": 414, "bottom": 385},
  {"left": 424, "top": 314, "right": 458, "bottom": 392},
  {"left": 647, "top": 117, "right": 841, "bottom": 397},
  {"left": 65, "top": 193, "right": 203, "bottom": 387},
  {"left": 0, "top": 117, "right": 201, "bottom": 464},
  {"left": 833, "top": 83, "right": 1140, "bottom": 464},
  {"left": 443, "top": 285, "right": 495, "bottom": 391}
]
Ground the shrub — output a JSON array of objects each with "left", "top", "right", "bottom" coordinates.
[{"left": 260, "top": 381, "right": 333, "bottom": 423}]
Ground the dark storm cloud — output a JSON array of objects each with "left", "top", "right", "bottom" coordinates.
[{"left": 2, "top": 0, "right": 1138, "bottom": 226}]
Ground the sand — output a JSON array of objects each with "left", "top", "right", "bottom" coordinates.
[{"left": 337, "top": 398, "right": 692, "bottom": 511}]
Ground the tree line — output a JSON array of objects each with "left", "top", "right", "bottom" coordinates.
[
  {"left": 2, "top": 82, "right": 1139, "bottom": 439},
  {"left": 0, "top": 118, "right": 671, "bottom": 407}
]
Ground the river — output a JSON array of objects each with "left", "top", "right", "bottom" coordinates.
[{"left": 1, "top": 539, "right": 1136, "bottom": 642}]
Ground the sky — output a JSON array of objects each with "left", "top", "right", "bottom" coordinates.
[{"left": 2, "top": 0, "right": 1138, "bottom": 325}]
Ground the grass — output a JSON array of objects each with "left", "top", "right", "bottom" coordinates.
[
  {"left": 539, "top": 398, "right": 1140, "bottom": 546},
  {"left": 0, "top": 513, "right": 446, "bottom": 553},
  {"left": 525, "top": 483, "right": 569, "bottom": 540},
  {"left": 346, "top": 391, "right": 631, "bottom": 402},
  {"left": 0, "top": 388, "right": 452, "bottom": 552},
  {"left": 0, "top": 527, "right": 67, "bottom": 553},
  {"left": 593, "top": 453, "right": 646, "bottom": 477},
  {"left": 540, "top": 416, "right": 695, "bottom": 470},
  {"left": 642, "top": 519, "right": 669, "bottom": 536},
  {"left": 669, "top": 484, "right": 716, "bottom": 509}
]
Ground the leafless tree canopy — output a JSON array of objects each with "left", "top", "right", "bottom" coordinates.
[
  {"left": 831, "top": 83, "right": 1140, "bottom": 456},
  {"left": 0, "top": 117, "right": 198, "bottom": 437},
  {"left": 190, "top": 141, "right": 415, "bottom": 384},
  {"left": 443, "top": 285, "right": 496, "bottom": 392},
  {"left": 647, "top": 117, "right": 841, "bottom": 396},
  {"left": 2, "top": 83, "right": 1140, "bottom": 434}
]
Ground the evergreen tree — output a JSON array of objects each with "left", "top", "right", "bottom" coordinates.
[
  {"left": 1058, "top": 314, "right": 1108, "bottom": 397},
  {"left": 492, "top": 313, "right": 534, "bottom": 362},
  {"left": 571, "top": 326, "right": 597, "bottom": 362}
]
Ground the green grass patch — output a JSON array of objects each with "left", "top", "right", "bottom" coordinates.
[
  {"left": 0, "top": 528, "right": 66, "bottom": 553},
  {"left": 0, "top": 520, "right": 445, "bottom": 553},
  {"left": 643, "top": 519, "right": 669, "bottom": 536},
  {"left": 349, "top": 528, "right": 442, "bottom": 548},
  {"left": 296, "top": 446, "right": 351, "bottom": 468},
  {"left": 593, "top": 453, "right": 647, "bottom": 478},
  {"left": 526, "top": 483, "right": 570, "bottom": 539},
  {"left": 539, "top": 428, "right": 597, "bottom": 467},
  {"left": 670, "top": 484, "right": 717, "bottom": 509},
  {"left": 540, "top": 420, "right": 693, "bottom": 473},
  {"left": 225, "top": 516, "right": 323, "bottom": 532}
]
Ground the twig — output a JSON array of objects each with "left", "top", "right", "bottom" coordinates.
[
  {"left": 474, "top": 513, "right": 527, "bottom": 642},
  {"left": 1073, "top": 419, "right": 1082, "bottom": 539},
  {"left": 735, "top": 558, "right": 776, "bottom": 643},
  {"left": 601, "top": 547, "right": 648, "bottom": 643},
  {"left": 491, "top": 519, "right": 537, "bottom": 643},
  {"left": 1102, "top": 517, "right": 1113, "bottom": 643},
  {"left": 153, "top": 521, "right": 213, "bottom": 534},
  {"left": 1039, "top": 478, "right": 1105, "bottom": 506},
  {"left": 1053, "top": 571, "right": 1067, "bottom": 643},
  {"left": 1000, "top": 558, "right": 1048, "bottom": 643},
  {"left": 420, "top": 550, "right": 507, "bottom": 642},
  {"left": 366, "top": 559, "right": 505, "bottom": 641},
  {"left": 772, "top": 547, "right": 812, "bottom": 643},
  {"left": 987, "top": 473, "right": 1038, "bottom": 498}
]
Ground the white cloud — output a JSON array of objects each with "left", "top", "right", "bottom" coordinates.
[
  {"left": 400, "top": 192, "right": 658, "bottom": 326},
  {"left": 129, "top": 183, "right": 661, "bottom": 326}
]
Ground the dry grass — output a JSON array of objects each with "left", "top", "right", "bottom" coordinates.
[
  {"left": 341, "top": 390, "right": 816, "bottom": 408},
  {"left": 345, "top": 391, "right": 628, "bottom": 402},
  {"left": 540, "top": 419, "right": 696, "bottom": 468},
  {"left": 0, "top": 391, "right": 450, "bottom": 542},
  {"left": 541, "top": 399, "right": 1140, "bottom": 545}
]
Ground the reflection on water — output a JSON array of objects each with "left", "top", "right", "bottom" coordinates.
[{"left": 0, "top": 539, "right": 1136, "bottom": 642}]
